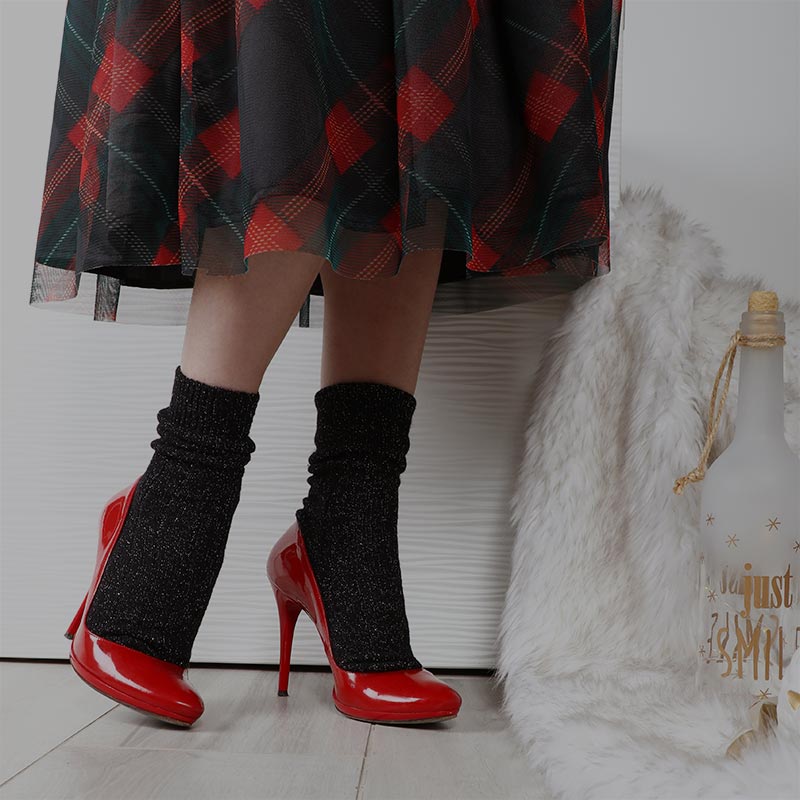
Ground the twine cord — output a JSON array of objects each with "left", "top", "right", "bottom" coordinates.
[{"left": 673, "top": 331, "right": 786, "bottom": 495}]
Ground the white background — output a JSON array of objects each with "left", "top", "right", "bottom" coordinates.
[{"left": 1, "top": 1, "right": 798, "bottom": 665}]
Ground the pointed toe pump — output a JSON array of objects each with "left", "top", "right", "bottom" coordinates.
[
  {"left": 266, "top": 521, "right": 462, "bottom": 724},
  {"left": 65, "top": 476, "right": 204, "bottom": 727}
]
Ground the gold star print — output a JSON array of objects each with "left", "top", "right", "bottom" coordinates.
[
  {"left": 725, "top": 535, "right": 739, "bottom": 548},
  {"left": 749, "top": 688, "right": 775, "bottom": 709},
  {"left": 698, "top": 646, "right": 706, "bottom": 656},
  {"left": 793, "top": 540, "right": 800, "bottom": 553},
  {"left": 706, "top": 514, "right": 715, "bottom": 526},
  {"left": 766, "top": 517, "right": 781, "bottom": 532},
  {"left": 707, "top": 590, "right": 718, "bottom": 602}
]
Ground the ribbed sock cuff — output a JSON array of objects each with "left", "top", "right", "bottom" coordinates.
[
  {"left": 169, "top": 365, "right": 261, "bottom": 438},
  {"left": 311, "top": 381, "right": 417, "bottom": 459}
]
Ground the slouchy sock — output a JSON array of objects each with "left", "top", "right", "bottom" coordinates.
[
  {"left": 295, "top": 381, "right": 423, "bottom": 672},
  {"left": 85, "top": 365, "right": 260, "bottom": 667}
]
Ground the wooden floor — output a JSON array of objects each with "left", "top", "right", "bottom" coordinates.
[{"left": 0, "top": 662, "right": 551, "bottom": 800}]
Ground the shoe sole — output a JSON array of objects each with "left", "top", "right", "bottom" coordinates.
[
  {"left": 332, "top": 697, "right": 459, "bottom": 726},
  {"left": 69, "top": 654, "right": 196, "bottom": 727},
  {"left": 336, "top": 708, "right": 459, "bottom": 726}
]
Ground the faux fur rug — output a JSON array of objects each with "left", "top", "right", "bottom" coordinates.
[{"left": 497, "top": 185, "right": 800, "bottom": 799}]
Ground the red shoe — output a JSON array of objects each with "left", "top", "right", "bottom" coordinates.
[
  {"left": 266, "top": 521, "right": 462, "bottom": 724},
  {"left": 65, "top": 476, "right": 204, "bottom": 727}
]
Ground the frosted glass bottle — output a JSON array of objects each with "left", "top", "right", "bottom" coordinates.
[{"left": 696, "top": 292, "right": 800, "bottom": 701}]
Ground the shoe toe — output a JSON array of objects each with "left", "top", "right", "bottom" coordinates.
[
  {"left": 414, "top": 669, "right": 462, "bottom": 715},
  {"left": 335, "top": 667, "right": 461, "bottom": 722},
  {"left": 73, "top": 630, "right": 204, "bottom": 724}
]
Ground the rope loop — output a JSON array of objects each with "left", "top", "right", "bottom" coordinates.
[{"left": 673, "top": 331, "right": 786, "bottom": 495}]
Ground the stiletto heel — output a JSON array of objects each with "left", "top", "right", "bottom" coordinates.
[
  {"left": 67, "top": 475, "right": 204, "bottom": 726},
  {"left": 64, "top": 593, "right": 88, "bottom": 639},
  {"left": 273, "top": 587, "right": 303, "bottom": 696},
  {"left": 267, "top": 521, "right": 462, "bottom": 724}
]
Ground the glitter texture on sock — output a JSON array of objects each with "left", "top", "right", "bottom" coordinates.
[
  {"left": 295, "top": 381, "right": 423, "bottom": 672},
  {"left": 85, "top": 365, "right": 260, "bottom": 667}
]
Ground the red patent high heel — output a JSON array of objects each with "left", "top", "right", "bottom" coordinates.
[
  {"left": 66, "top": 475, "right": 204, "bottom": 727},
  {"left": 267, "top": 521, "right": 462, "bottom": 724}
]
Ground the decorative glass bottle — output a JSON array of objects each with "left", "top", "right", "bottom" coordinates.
[{"left": 677, "top": 291, "right": 799, "bottom": 702}]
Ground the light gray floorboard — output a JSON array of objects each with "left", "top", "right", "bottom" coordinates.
[
  {"left": 357, "top": 675, "right": 552, "bottom": 800},
  {"left": 0, "top": 664, "right": 552, "bottom": 800},
  {"left": 0, "top": 748, "right": 364, "bottom": 800},
  {"left": 70, "top": 668, "right": 371, "bottom": 757},
  {"left": 0, "top": 661, "right": 116, "bottom": 784}
]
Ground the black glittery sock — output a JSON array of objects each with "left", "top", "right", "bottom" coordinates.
[
  {"left": 85, "top": 365, "right": 259, "bottom": 667},
  {"left": 295, "top": 382, "right": 423, "bottom": 673}
]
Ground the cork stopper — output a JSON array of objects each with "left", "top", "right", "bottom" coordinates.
[
  {"left": 748, "top": 291, "right": 779, "bottom": 312},
  {"left": 741, "top": 290, "right": 783, "bottom": 336}
]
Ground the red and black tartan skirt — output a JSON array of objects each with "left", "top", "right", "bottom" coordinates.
[{"left": 30, "top": 0, "right": 623, "bottom": 325}]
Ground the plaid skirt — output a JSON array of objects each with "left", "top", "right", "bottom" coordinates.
[{"left": 30, "top": 0, "right": 623, "bottom": 325}]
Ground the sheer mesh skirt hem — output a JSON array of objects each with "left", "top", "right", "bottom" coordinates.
[{"left": 31, "top": 191, "right": 611, "bottom": 325}]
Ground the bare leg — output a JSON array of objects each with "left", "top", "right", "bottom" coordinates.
[
  {"left": 181, "top": 250, "right": 325, "bottom": 392},
  {"left": 319, "top": 249, "right": 443, "bottom": 392}
]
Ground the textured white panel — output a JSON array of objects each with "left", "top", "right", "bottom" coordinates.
[
  {"left": 1, "top": 295, "right": 570, "bottom": 667},
  {"left": 0, "top": 2, "right": 624, "bottom": 666}
]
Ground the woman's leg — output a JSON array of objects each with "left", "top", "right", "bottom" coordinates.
[
  {"left": 319, "top": 250, "right": 441, "bottom": 392},
  {"left": 295, "top": 250, "right": 442, "bottom": 671},
  {"left": 182, "top": 251, "right": 325, "bottom": 391},
  {"left": 85, "top": 252, "right": 324, "bottom": 666}
]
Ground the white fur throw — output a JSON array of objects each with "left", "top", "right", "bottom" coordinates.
[{"left": 497, "top": 185, "right": 800, "bottom": 799}]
